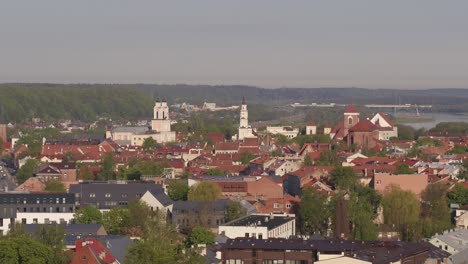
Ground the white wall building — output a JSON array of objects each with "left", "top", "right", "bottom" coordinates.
[
  {"left": 107, "top": 99, "right": 176, "bottom": 146},
  {"left": 237, "top": 97, "right": 256, "bottom": 140},
  {"left": 0, "top": 212, "right": 75, "bottom": 235},
  {"left": 370, "top": 112, "right": 398, "bottom": 140},
  {"left": 218, "top": 213, "right": 295, "bottom": 239},
  {"left": 266, "top": 126, "right": 299, "bottom": 139}
]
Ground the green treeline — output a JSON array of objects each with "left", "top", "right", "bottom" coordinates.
[{"left": 0, "top": 85, "right": 153, "bottom": 122}]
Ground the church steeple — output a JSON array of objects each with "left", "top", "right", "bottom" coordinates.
[{"left": 242, "top": 96, "right": 246, "bottom": 105}]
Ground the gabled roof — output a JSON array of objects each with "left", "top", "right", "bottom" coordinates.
[
  {"left": 344, "top": 103, "right": 358, "bottom": 113},
  {"left": 147, "top": 189, "right": 173, "bottom": 207},
  {"left": 377, "top": 112, "right": 394, "bottom": 127},
  {"left": 349, "top": 120, "right": 378, "bottom": 132}
]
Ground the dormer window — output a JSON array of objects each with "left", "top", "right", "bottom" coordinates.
[{"left": 105, "top": 193, "right": 111, "bottom": 198}]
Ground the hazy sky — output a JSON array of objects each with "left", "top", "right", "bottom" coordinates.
[{"left": 1, "top": 1, "right": 467, "bottom": 88}]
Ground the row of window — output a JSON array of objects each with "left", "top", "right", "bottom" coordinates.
[
  {"left": 225, "top": 260, "right": 308, "bottom": 264},
  {"left": 89, "top": 193, "right": 139, "bottom": 198},
  {"left": 1, "top": 198, "right": 69, "bottom": 204}
]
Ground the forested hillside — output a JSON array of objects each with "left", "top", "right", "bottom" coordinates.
[
  {"left": 1, "top": 83, "right": 468, "bottom": 122},
  {"left": 0, "top": 84, "right": 153, "bottom": 122}
]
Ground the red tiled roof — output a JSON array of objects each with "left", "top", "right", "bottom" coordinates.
[
  {"left": 215, "top": 142, "right": 239, "bottom": 151},
  {"left": 307, "top": 121, "right": 316, "bottom": 126},
  {"left": 344, "top": 103, "right": 358, "bottom": 113},
  {"left": 350, "top": 120, "right": 378, "bottom": 132}
]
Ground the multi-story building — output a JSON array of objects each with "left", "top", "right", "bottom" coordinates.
[
  {"left": 69, "top": 182, "right": 163, "bottom": 211},
  {"left": 218, "top": 213, "right": 295, "bottom": 239},
  {"left": 0, "top": 192, "right": 75, "bottom": 234},
  {"left": 172, "top": 199, "right": 230, "bottom": 229}
]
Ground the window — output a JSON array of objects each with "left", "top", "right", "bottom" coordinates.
[
  {"left": 445, "top": 245, "right": 448, "bottom": 250},
  {"left": 263, "top": 260, "right": 284, "bottom": 264},
  {"left": 376, "top": 180, "right": 381, "bottom": 185},
  {"left": 258, "top": 234, "right": 263, "bottom": 239},
  {"left": 286, "top": 204, "right": 291, "bottom": 209},
  {"left": 245, "top": 233, "right": 250, "bottom": 238},
  {"left": 21, "top": 218, "right": 27, "bottom": 224},
  {"left": 274, "top": 203, "right": 279, "bottom": 209},
  {"left": 90, "top": 193, "right": 96, "bottom": 198},
  {"left": 0, "top": 218, "right": 3, "bottom": 227},
  {"left": 33, "top": 218, "right": 38, "bottom": 224},
  {"left": 348, "top": 116, "right": 353, "bottom": 125},
  {"left": 105, "top": 193, "right": 111, "bottom": 198},
  {"left": 122, "top": 194, "right": 128, "bottom": 198},
  {"left": 45, "top": 218, "right": 50, "bottom": 224},
  {"left": 226, "top": 260, "right": 244, "bottom": 264}
]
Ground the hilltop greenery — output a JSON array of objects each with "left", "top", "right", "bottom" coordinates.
[{"left": 0, "top": 84, "right": 152, "bottom": 122}]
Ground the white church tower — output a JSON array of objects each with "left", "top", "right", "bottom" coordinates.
[
  {"left": 151, "top": 99, "right": 171, "bottom": 132},
  {"left": 237, "top": 97, "right": 255, "bottom": 140}
]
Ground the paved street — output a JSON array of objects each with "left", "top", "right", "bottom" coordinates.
[{"left": 0, "top": 162, "right": 17, "bottom": 192}]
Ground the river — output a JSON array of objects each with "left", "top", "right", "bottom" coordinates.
[{"left": 395, "top": 112, "right": 468, "bottom": 130}]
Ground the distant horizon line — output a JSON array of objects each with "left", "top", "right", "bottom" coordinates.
[{"left": 0, "top": 82, "right": 467, "bottom": 90}]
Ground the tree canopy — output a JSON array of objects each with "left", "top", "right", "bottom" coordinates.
[
  {"left": 16, "top": 159, "right": 40, "bottom": 184},
  {"left": 45, "top": 179, "right": 66, "bottom": 192},
  {"left": 167, "top": 180, "right": 189, "bottom": 201},
  {"left": 74, "top": 206, "right": 103, "bottom": 224},
  {"left": 300, "top": 187, "right": 329, "bottom": 235},
  {"left": 188, "top": 182, "right": 222, "bottom": 202}
]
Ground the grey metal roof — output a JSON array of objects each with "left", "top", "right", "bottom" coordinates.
[
  {"left": 222, "top": 214, "right": 294, "bottom": 230},
  {"left": 148, "top": 189, "right": 173, "bottom": 207},
  {"left": 433, "top": 229, "right": 468, "bottom": 251},
  {"left": 69, "top": 182, "right": 163, "bottom": 209}
]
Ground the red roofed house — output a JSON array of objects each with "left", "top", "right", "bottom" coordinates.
[
  {"left": 373, "top": 172, "right": 428, "bottom": 196},
  {"left": 370, "top": 112, "right": 398, "bottom": 140},
  {"left": 70, "top": 239, "right": 118, "bottom": 264},
  {"left": 348, "top": 120, "right": 380, "bottom": 150},
  {"left": 246, "top": 177, "right": 283, "bottom": 200}
]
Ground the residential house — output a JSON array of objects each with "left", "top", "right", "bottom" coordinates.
[
  {"left": 171, "top": 199, "right": 230, "bottom": 229},
  {"left": 373, "top": 172, "right": 428, "bottom": 196}
]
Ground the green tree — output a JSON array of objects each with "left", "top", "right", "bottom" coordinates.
[
  {"left": 303, "top": 154, "right": 313, "bottom": 166},
  {"left": 186, "top": 226, "right": 215, "bottom": 246},
  {"left": 16, "top": 159, "right": 40, "bottom": 184},
  {"left": 395, "top": 163, "right": 414, "bottom": 174},
  {"left": 125, "top": 210, "right": 188, "bottom": 264},
  {"left": 62, "top": 151, "right": 76, "bottom": 163},
  {"left": 330, "top": 166, "right": 357, "bottom": 192},
  {"left": 45, "top": 179, "right": 66, "bottom": 192},
  {"left": 78, "top": 164, "right": 95, "bottom": 181},
  {"left": 382, "top": 185, "right": 421, "bottom": 241},
  {"left": 447, "top": 183, "right": 468, "bottom": 205},
  {"left": 98, "top": 153, "right": 116, "bottom": 180},
  {"left": 316, "top": 151, "right": 340, "bottom": 166},
  {"left": 0, "top": 237, "right": 54, "bottom": 263},
  {"left": 125, "top": 160, "right": 170, "bottom": 179},
  {"left": 300, "top": 187, "right": 329, "bottom": 235},
  {"left": 226, "top": 201, "right": 247, "bottom": 222},
  {"left": 74, "top": 206, "right": 103, "bottom": 224},
  {"left": 167, "top": 180, "right": 189, "bottom": 201},
  {"left": 421, "top": 183, "right": 452, "bottom": 237},
  {"left": 35, "top": 224, "right": 72, "bottom": 264},
  {"left": 344, "top": 186, "right": 381, "bottom": 241},
  {"left": 205, "top": 167, "right": 226, "bottom": 176},
  {"left": 188, "top": 182, "right": 222, "bottom": 202},
  {"left": 142, "top": 137, "right": 158, "bottom": 153},
  {"left": 103, "top": 207, "right": 130, "bottom": 235},
  {"left": 127, "top": 200, "right": 155, "bottom": 237},
  {"left": 239, "top": 151, "right": 255, "bottom": 165}
]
